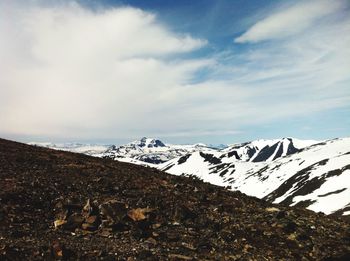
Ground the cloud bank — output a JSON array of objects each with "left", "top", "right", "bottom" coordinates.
[{"left": 0, "top": 1, "right": 210, "bottom": 139}]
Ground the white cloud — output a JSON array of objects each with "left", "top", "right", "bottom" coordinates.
[
  {"left": 235, "top": 0, "right": 346, "bottom": 43},
  {"left": 0, "top": 1, "right": 210, "bottom": 140}
]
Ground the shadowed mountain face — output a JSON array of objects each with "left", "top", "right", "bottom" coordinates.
[
  {"left": 1, "top": 138, "right": 350, "bottom": 260},
  {"left": 138, "top": 137, "right": 166, "bottom": 148}
]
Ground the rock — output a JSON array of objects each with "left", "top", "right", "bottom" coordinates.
[
  {"left": 99, "top": 228, "right": 113, "bottom": 238},
  {"left": 66, "top": 213, "right": 84, "bottom": 230},
  {"left": 167, "top": 231, "right": 180, "bottom": 242},
  {"left": 276, "top": 210, "right": 287, "bottom": 219},
  {"left": 99, "top": 200, "right": 127, "bottom": 225},
  {"left": 173, "top": 205, "right": 197, "bottom": 221},
  {"left": 181, "top": 242, "right": 196, "bottom": 251},
  {"left": 287, "top": 233, "right": 297, "bottom": 241},
  {"left": 82, "top": 223, "right": 96, "bottom": 231},
  {"left": 297, "top": 233, "right": 311, "bottom": 241},
  {"left": 86, "top": 215, "right": 98, "bottom": 224},
  {"left": 51, "top": 240, "right": 63, "bottom": 258},
  {"left": 145, "top": 237, "right": 157, "bottom": 245},
  {"left": 82, "top": 199, "right": 92, "bottom": 218},
  {"left": 54, "top": 219, "right": 67, "bottom": 229},
  {"left": 73, "top": 228, "right": 92, "bottom": 237},
  {"left": 137, "top": 249, "right": 153, "bottom": 259},
  {"left": 168, "top": 253, "right": 193, "bottom": 260},
  {"left": 243, "top": 244, "right": 252, "bottom": 253},
  {"left": 127, "top": 208, "right": 152, "bottom": 221},
  {"left": 152, "top": 223, "right": 161, "bottom": 229},
  {"left": 283, "top": 221, "right": 298, "bottom": 233},
  {"left": 265, "top": 207, "right": 280, "bottom": 212}
]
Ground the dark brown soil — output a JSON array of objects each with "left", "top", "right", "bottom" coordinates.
[{"left": 0, "top": 138, "right": 349, "bottom": 260}]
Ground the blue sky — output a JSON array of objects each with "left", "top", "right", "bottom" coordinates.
[{"left": 0, "top": 0, "right": 349, "bottom": 145}]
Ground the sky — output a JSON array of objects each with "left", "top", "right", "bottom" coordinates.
[{"left": 0, "top": 0, "right": 349, "bottom": 145}]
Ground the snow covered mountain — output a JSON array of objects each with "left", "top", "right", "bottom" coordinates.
[
  {"left": 103, "top": 137, "right": 315, "bottom": 165},
  {"left": 221, "top": 138, "right": 316, "bottom": 162},
  {"left": 29, "top": 137, "right": 217, "bottom": 166},
  {"left": 29, "top": 137, "right": 350, "bottom": 216},
  {"left": 160, "top": 138, "right": 350, "bottom": 216},
  {"left": 103, "top": 137, "right": 217, "bottom": 164}
]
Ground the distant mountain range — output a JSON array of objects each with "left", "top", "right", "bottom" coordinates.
[
  {"left": 30, "top": 137, "right": 350, "bottom": 216},
  {"left": 30, "top": 137, "right": 217, "bottom": 166}
]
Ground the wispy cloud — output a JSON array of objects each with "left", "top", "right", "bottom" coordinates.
[
  {"left": 235, "top": 0, "right": 346, "bottom": 43},
  {"left": 226, "top": 0, "right": 350, "bottom": 125}
]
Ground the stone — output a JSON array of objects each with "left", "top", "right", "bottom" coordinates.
[
  {"left": 265, "top": 207, "right": 280, "bottom": 212},
  {"left": 54, "top": 219, "right": 67, "bottom": 229},
  {"left": 86, "top": 215, "right": 98, "bottom": 224},
  {"left": 145, "top": 237, "right": 157, "bottom": 245},
  {"left": 66, "top": 213, "right": 84, "bottom": 229},
  {"left": 99, "top": 200, "right": 127, "bottom": 224},
  {"left": 82, "top": 223, "right": 95, "bottom": 231},
  {"left": 168, "top": 253, "right": 193, "bottom": 260},
  {"left": 51, "top": 240, "right": 63, "bottom": 258},
  {"left": 82, "top": 199, "right": 92, "bottom": 218},
  {"left": 127, "top": 208, "right": 149, "bottom": 221}
]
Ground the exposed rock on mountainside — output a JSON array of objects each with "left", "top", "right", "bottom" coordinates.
[
  {"left": 161, "top": 138, "right": 350, "bottom": 216},
  {"left": 222, "top": 138, "right": 305, "bottom": 162},
  {"left": 1, "top": 138, "right": 350, "bottom": 260}
]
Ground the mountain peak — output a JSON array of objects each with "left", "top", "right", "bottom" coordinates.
[{"left": 133, "top": 137, "right": 166, "bottom": 148}]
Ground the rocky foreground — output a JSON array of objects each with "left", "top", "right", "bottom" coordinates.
[{"left": 0, "top": 138, "right": 349, "bottom": 260}]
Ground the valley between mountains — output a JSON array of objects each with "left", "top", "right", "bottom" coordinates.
[{"left": 31, "top": 137, "right": 350, "bottom": 217}]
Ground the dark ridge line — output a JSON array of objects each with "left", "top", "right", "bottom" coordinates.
[{"left": 318, "top": 188, "right": 347, "bottom": 198}]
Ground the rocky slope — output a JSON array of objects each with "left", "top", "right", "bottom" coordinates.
[{"left": 1, "top": 138, "right": 350, "bottom": 260}]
